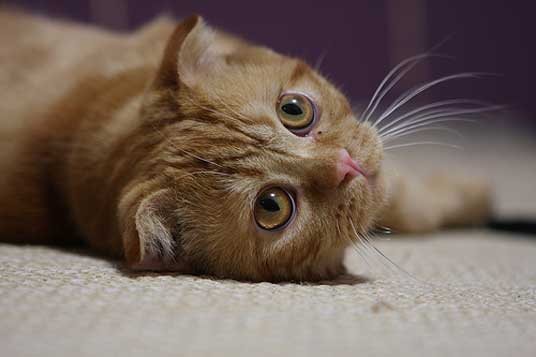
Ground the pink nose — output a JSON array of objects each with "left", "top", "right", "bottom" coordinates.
[{"left": 335, "top": 149, "right": 366, "bottom": 186}]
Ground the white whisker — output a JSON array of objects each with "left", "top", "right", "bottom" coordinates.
[
  {"left": 384, "top": 141, "right": 462, "bottom": 151},
  {"left": 377, "top": 99, "right": 491, "bottom": 135},
  {"left": 379, "top": 104, "right": 503, "bottom": 139},
  {"left": 361, "top": 53, "right": 451, "bottom": 123},
  {"left": 339, "top": 219, "right": 372, "bottom": 270},
  {"left": 362, "top": 36, "right": 455, "bottom": 122},
  {"left": 382, "top": 126, "right": 464, "bottom": 144},
  {"left": 361, "top": 232, "right": 421, "bottom": 282},
  {"left": 349, "top": 218, "right": 410, "bottom": 278},
  {"left": 381, "top": 117, "right": 476, "bottom": 140},
  {"left": 373, "top": 72, "right": 496, "bottom": 128},
  {"left": 348, "top": 218, "right": 377, "bottom": 270}
]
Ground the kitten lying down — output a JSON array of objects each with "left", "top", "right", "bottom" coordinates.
[{"left": 0, "top": 11, "right": 491, "bottom": 281}]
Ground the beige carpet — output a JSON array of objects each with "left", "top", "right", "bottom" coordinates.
[{"left": 1, "top": 120, "right": 535, "bottom": 357}]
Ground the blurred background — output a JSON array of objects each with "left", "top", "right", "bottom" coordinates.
[{"left": 6, "top": 0, "right": 535, "bottom": 125}]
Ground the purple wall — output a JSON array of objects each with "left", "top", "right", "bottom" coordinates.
[
  {"left": 6, "top": 0, "right": 536, "bottom": 120},
  {"left": 427, "top": 2, "right": 535, "bottom": 119}
]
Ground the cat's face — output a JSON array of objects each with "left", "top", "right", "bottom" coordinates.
[{"left": 129, "top": 16, "right": 386, "bottom": 281}]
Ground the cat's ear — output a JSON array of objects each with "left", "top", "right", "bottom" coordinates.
[
  {"left": 123, "top": 189, "right": 189, "bottom": 272},
  {"left": 154, "top": 15, "right": 235, "bottom": 88}
]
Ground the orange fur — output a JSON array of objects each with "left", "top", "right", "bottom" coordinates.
[{"left": 0, "top": 10, "right": 491, "bottom": 281}]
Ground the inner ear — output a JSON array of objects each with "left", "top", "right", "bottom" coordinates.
[
  {"left": 154, "top": 14, "right": 240, "bottom": 89},
  {"left": 124, "top": 189, "right": 188, "bottom": 272}
]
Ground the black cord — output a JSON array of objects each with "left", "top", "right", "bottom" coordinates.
[{"left": 487, "top": 219, "right": 536, "bottom": 235}]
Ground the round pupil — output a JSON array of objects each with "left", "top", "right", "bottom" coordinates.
[
  {"left": 260, "top": 195, "right": 280, "bottom": 212},
  {"left": 282, "top": 101, "right": 303, "bottom": 116}
]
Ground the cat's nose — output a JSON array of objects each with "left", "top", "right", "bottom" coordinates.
[{"left": 335, "top": 149, "right": 367, "bottom": 186}]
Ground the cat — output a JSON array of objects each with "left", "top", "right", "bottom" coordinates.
[{"left": 0, "top": 9, "right": 491, "bottom": 282}]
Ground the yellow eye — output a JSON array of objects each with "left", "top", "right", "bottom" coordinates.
[
  {"left": 277, "top": 93, "right": 316, "bottom": 133},
  {"left": 254, "top": 187, "right": 295, "bottom": 231}
]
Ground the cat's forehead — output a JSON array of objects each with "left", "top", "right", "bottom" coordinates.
[
  {"left": 284, "top": 61, "right": 353, "bottom": 117},
  {"left": 204, "top": 54, "right": 352, "bottom": 122}
]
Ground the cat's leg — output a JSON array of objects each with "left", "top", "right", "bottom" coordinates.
[{"left": 377, "top": 169, "right": 492, "bottom": 233}]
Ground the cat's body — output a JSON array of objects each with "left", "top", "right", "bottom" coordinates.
[
  {"left": 0, "top": 10, "right": 491, "bottom": 281},
  {"left": 0, "top": 11, "right": 174, "bottom": 250}
]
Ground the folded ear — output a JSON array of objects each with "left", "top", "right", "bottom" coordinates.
[
  {"left": 123, "top": 189, "right": 189, "bottom": 272},
  {"left": 154, "top": 14, "right": 239, "bottom": 89}
]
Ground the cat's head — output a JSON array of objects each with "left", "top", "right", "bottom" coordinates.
[{"left": 121, "top": 16, "right": 386, "bottom": 281}]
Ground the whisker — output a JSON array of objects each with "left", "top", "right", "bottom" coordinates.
[
  {"left": 380, "top": 117, "right": 476, "bottom": 140},
  {"left": 314, "top": 50, "right": 327, "bottom": 71},
  {"left": 347, "top": 218, "right": 377, "bottom": 271},
  {"left": 361, "top": 232, "right": 421, "bottom": 282},
  {"left": 338, "top": 219, "right": 372, "bottom": 270},
  {"left": 349, "top": 218, "right": 400, "bottom": 277},
  {"left": 384, "top": 141, "right": 462, "bottom": 151},
  {"left": 361, "top": 54, "right": 427, "bottom": 122},
  {"left": 361, "top": 35, "right": 455, "bottom": 123},
  {"left": 382, "top": 126, "right": 464, "bottom": 144},
  {"left": 377, "top": 99, "right": 492, "bottom": 135},
  {"left": 362, "top": 54, "right": 452, "bottom": 123},
  {"left": 373, "top": 72, "right": 498, "bottom": 128},
  {"left": 379, "top": 104, "right": 503, "bottom": 139}
]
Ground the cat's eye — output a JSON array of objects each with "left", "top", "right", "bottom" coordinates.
[
  {"left": 254, "top": 187, "right": 295, "bottom": 231},
  {"left": 277, "top": 93, "right": 317, "bottom": 135}
]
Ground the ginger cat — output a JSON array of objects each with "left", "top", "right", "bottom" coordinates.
[{"left": 0, "top": 10, "right": 491, "bottom": 281}]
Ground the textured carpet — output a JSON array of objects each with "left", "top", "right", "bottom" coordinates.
[
  {"left": 1, "top": 121, "right": 535, "bottom": 356},
  {"left": 2, "top": 233, "right": 535, "bottom": 357}
]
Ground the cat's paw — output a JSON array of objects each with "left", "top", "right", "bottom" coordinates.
[
  {"left": 379, "top": 173, "right": 493, "bottom": 234},
  {"left": 427, "top": 174, "right": 493, "bottom": 228}
]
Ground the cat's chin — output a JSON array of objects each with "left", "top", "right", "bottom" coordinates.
[{"left": 260, "top": 245, "right": 348, "bottom": 283}]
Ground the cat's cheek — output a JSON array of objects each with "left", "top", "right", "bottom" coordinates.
[
  {"left": 372, "top": 171, "right": 388, "bottom": 206},
  {"left": 365, "top": 172, "right": 389, "bottom": 227}
]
